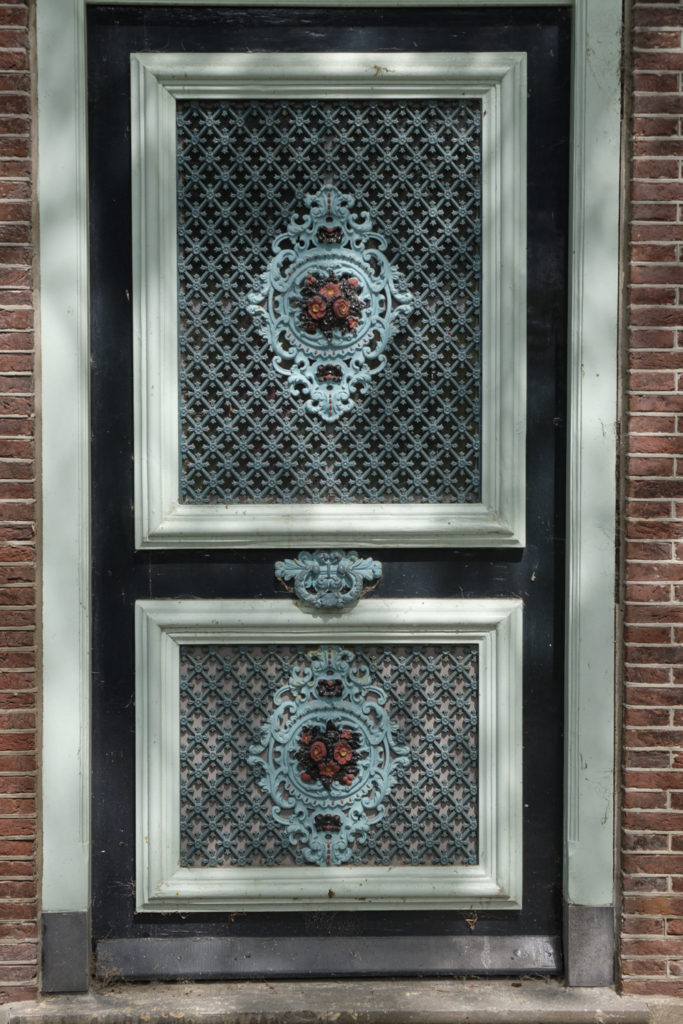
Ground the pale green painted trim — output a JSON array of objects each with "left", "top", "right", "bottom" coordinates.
[
  {"left": 132, "top": 51, "right": 526, "bottom": 549},
  {"left": 36, "top": 0, "right": 90, "bottom": 914},
  {"left": 563, "top": 0, "right": 621, "bottom": 908},
  {"left": 136, "top": 599, "right": 523, "bottom": 912},
  {"left": 35, "top": 0, "right": 620, "bottom": 930}
]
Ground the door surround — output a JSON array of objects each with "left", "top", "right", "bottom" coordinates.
[{"left": 36, "top": 0, "right": 623, "bottom": 992}]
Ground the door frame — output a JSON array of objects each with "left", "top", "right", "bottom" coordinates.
[{"left": 36, "top": 0, "right": 623, "bottom": 992}]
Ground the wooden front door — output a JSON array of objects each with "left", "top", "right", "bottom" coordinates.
[{"left": 88, "top": 3, "right": 570, "bottom": 979}]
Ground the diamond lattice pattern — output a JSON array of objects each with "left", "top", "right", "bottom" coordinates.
[
  {"left": 179, "top": 644, "right": 478, "bottom": 867},
  {"left": 177, "top": 99, "right": 482, "bottom": 504}
]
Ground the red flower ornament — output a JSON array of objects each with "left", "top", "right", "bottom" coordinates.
[
  {"left": 307, "top": 296, "right": 327, "bottom": 320},
  {"left": 333, "top": 297, "right": 350, "bottom": 319},
  {"left": 309, "top": 740, "right": 327, "bottom": 763},
  {"left": 320, "top": 282, "right": 341, "bottom": 300},
  {"left": 333, "top": 742, "right": 353, "bottom": 765}
]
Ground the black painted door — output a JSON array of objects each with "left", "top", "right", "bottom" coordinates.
[{"left": 88, "top": 4, "right": 570, "bottom": 979}]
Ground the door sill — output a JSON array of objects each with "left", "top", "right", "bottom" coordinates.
[{"left": 2, "top": 979, "right": 651, "bottom": 1024}]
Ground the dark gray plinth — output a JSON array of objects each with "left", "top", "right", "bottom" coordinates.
[
  {"left": 96, "top": 934, "right": 560, "bottom": 981},
  {"left": 564, "top": 904, "right": 615, "bottom": 987},
  {"left": 41, "top": 912, "right": 89, "bottom": 993}
]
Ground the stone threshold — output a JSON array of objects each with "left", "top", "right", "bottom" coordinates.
[{"left": 0, "top": 979, "right": 658, "bottom": 1024}]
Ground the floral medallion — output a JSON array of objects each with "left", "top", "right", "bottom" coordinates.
[
  {"left": 248, "top": 186, "right": 413, "bottom": 421},
  {"left": 248, "top": 646, "right": 410, "bottom": 866}
]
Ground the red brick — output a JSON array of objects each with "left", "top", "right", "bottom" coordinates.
[
  {"left": 634, "top": 29, "right": 683, "bottom": 50},
  {"left": 626, "top": 603, "right": 683, "bottom": 625},
  {"left": 628, "top": 456, "right": 676, "bottom": 477},
  {"left": 633, "top": 113, "right": 682, "bottom": 135},
  {"left": 627, "top": 521, "right": 683, "bottom": 542},
  {"left": 633, "top": 265, "right": 683, "bottom": 287},
  {"left": 629, "top": 416, "right": 677, "bottom": 433},
  {"left": 0, "top": 842, "right": 35, "bottom": 863},
  {"left": 631, "top": 202, "right": 678, "bottom": 223},
  {"left": 629, "top": 484, "right": 683, "bottom": 503},
  {"left": 634, "top": 92, "right": 683, "bottom": 115},
  {"left": 623, "top": 830, "right": 670, "bottom": 851},
  {"left": 0, "top": 860, "right": 35, "bottom": 876},
  {"left": 624, "top": 874, "right": 669, "bottom": 892},
  {"left": 622, "top": 916, "right": 666, "bottom": 936},
  {"left": 630, "top": 369, "right": 678, "bottom": 389},
  {"left": 630, "top": 516, "right": 683, "bottom": 540},
  {"left": 630, "top": 328, "right": 676, "bottom": 349},
  {"left": 0, "top": 944, "right": 37, "bottom": 965},
  {"left": 624, "top": 854, "right": 683, "bottom": 874},
  {"left": 623, "top": 978, "right": 683, "bottom": 996},
  {"left": 633, "top": 72, "right": 681, "bottom": 93},
  {"left": 622, "top": 958, "right": 669, "bottom": 976},
  {"left": 0, "top": 310, "right": 31, "bottom": 330},
  {"left": 625, "top": 813, "right": 683, "bottom": 832},
  {"left": 622, "top": 938, "right": 683, "bottom": 957},
  {"left": 0, "top": 758, "right": 34, "bottom": 777},
  {"left": 0, "top": 987, "right": 38, "bottom": 1004},
  {"left": 0, "top": 51, "right": 27, "bottom": 74},
  {"left": 623, "top": 787, "right": 669, "bottom": 807},
  {"left": 630, "top": 393, "right": 683, "bottom": 412},
  {"left": 624, "top": 626, "right": 672, "bottom": 646},
  {"left": 631, "top": 242, "right": 679, "bottom": 261},
  {"left": 625, "top": 749, "right": 672, "bottom": 769},
  {"left": 633, "top": 157, "right": 681, "bottom": 179},
  {"left": 625, "top": 895, "right": 683, "bottom": 917},
  {"left": 0, "top": 731, "right": 33, "bottom": 751},
  {"left": 626, "top": 687, "right": 683, "bottom": 707},
  {"left": 635, "top": 8, "right": 683, "bottom": 29},
  {"left": 631, "top": 285, "right": 678, "bottom": 305},
  {"left": 626, "top": 582, "right": 672, "bottom": 601},
  {"left": 631, "top": 307, "right": 683, "bottom": 327},
  {"left": 626, "top": 540, "right": 674, "bottom": 559}
]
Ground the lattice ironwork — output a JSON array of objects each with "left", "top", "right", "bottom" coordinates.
[
  {"left": 179, "top": 643, "right": 478, "bottom": 868},
  {"left": 177, "top": 98, "right": 482, "bottom": 504}
]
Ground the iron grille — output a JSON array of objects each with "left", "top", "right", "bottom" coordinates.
[
  {"left": 179, "top": 643, "right": 478, "bottom": 868},
  {"left": 177, "top": 98, "right": 482, "bottom": 504}
]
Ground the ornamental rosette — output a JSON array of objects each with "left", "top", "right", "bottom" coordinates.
[
  {"left": 248, "top": 186, "right": 413, "bottom": 421},
  {"left": 275, "top": 549, "right": 382, "bottom": 609},
  {"left": 247, "top": 646, "right": 409, "bottom": 866}
]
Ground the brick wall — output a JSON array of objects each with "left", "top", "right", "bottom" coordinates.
[
  {"left": 0, "top": 0, "right": 37, "bottom": 1004},
  {"left": 622, "top": 0, "right": 683, "bottom": 998}
]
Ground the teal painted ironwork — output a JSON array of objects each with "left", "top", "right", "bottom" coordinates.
[
  {"left": 176, "top": 98, "right": 482, "bottom": 504},
  {"left": 248, "top": 187, "right": 413, "bottom": 420},
  {"left": 275, "top": 549, "right": 382, "bottom": 608},
  {"left": 179, "top": 643, "right": 478, "bottom": 868},
  {"left": 247, "top": 646, "right": 410, "bottom": 865}
]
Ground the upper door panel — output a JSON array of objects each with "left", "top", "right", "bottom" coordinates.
[{"left": 132, "top": 52, "right": 526, "bottom": 548}]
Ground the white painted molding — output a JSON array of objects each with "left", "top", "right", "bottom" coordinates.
[
  {"left": 563, "top": 0, "right": 621, "bottom": 909},
  {"left": 132, "top": 51, "right": 527, "bottom": 549},
  {"left": 136, "top": 598, "right": 523, "bottom": 912},
  {"left": 35, "top": 0, "right": 620, "bottom": 940},
  {"left": 36, "top": 0, "right": 91, "bottom": 914}
]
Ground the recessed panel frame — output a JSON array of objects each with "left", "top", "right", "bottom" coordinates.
[
  {"left": 132, "top": 51, "right": 527, "bottom": 548},
  {"left": 136, "top": 597, "right": 523, "bottom": 912}
]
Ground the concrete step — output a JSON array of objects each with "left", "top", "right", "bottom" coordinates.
[{"left": 0, "top": 979, "right": 656, "bottom": 1024}]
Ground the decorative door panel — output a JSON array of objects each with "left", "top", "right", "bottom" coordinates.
[
  {"left": 133, "top": 52, "right": 526, "bottom": 548},
  {"left": 89, "top": 4, "right": 570, "bottom": 980},
  {"left": 136, "top": 599, "right": 522, "bottom": 912}
]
